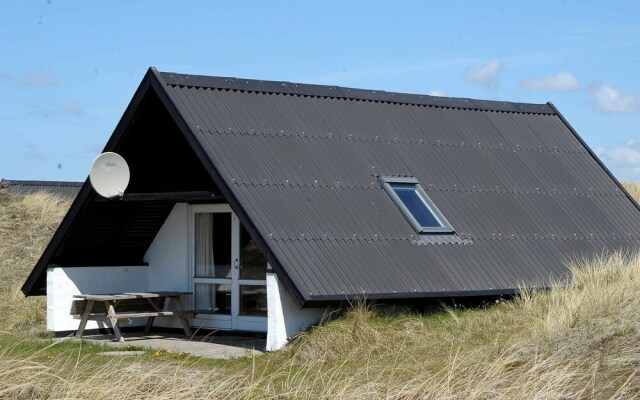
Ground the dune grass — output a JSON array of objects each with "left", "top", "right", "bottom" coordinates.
[
  {"left": 0, "top": 184, "right": 639, "bottom": 398},
  {"left": 625, "top": 181, "right": 640, "bottom": 203},
  {"left": 0, "top": 191, "right": 70, "bottom": 335}
]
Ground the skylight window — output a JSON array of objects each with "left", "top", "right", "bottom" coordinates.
[{"left": 380, "top": 177, "right": 454, "bottom": 234}]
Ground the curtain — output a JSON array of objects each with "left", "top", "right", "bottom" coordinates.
[
  {"left": 195, "top": 213, "right": 214, "bottom": 311},
  {"left": 195, "top": 213, "right": 214, "bottom": 277}
]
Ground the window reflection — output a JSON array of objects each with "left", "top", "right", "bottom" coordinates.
[
  {"left": 239, "top": 225, "right": 267, "bottom": 279},
  {"left": 239, "top": 285, "right": 267, "bottom": 316}
]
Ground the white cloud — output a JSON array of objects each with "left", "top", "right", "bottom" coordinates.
[
  {"left": 24, "top": 143, "right": 48, "bottom": 161},
  {"left": 28, "top": 101, "right": 85, "bottom": 118},
  {"left": 463, "top": 59, "right": 503, "bottom": 88},
  {"left": 427, "top": 90, "right": 446, "bottom": 97},
  {"left": 62, "top": 101, "right": 84, "bottom": 117},
  {"left": 28, "top": 104, "right": 53, "bottom": 118},
  {"left": 520, "top": 72, "right": 580, "bottom": 91},
  {"left": 24, "top": 72, "right": 57, "bottom": 87},
  {"left": 596, "top": 140, "right": 640, "bottom": 182},
  {"left": 0, "top": 72, "right": 13, "bottom": 83},
  {"left": 590, "top": 83, "right": 640, "bottom": 114}
]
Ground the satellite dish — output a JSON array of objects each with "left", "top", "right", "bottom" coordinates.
[{"left": 89, "top": 152, "right": 130, "bottom": 198}]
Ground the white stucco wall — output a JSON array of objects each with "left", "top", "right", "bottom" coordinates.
[
  {"left": 145, "top": 203, "right": 189, "bottom": 291},
  {"left": 47, "top": 266, "right": 148, "bottom": 332},
  {"left": 143, "top": 202, "right": 191, "bottom": 328},
  {"left": 266, "top": 272, "right": 326, "bottom": 351}
]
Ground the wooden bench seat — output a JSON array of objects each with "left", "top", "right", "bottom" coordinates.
[
  {"left": 85, "top": 310, "right": 195, "bottom": 320},
  {"left": 71, "top": 298, "right": 159, "bottom": 316}
]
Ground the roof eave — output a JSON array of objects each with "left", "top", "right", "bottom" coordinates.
[{"left": 302, "top": 287, "right": 534, "bottom": 307}]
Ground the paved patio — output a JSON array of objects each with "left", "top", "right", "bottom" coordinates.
[{"left": 75, "top": 331, "right": 266, "bottom": 359}]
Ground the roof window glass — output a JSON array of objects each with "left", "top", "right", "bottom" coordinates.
[{"left": 380, "top": 177, "right": 454, "bottom": 234}]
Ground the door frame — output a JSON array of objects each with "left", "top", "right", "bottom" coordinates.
[{"left": 189, "top": 204, "right": 267, "bottom": 332}]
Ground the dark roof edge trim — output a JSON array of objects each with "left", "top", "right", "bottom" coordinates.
[
  {"left": 149, "top": 69, "right": 307, "bottom": 307},
  {"left": 159, "top": 71, "right": 555, "bottom": 115},
  {"left": 303, "top": 287, "right": 535, "bottom": 305},
  {"left": 21, "top": 69, "right": 157, "bottom": 297},
  {"left": 547, "top": 102, "right": 640, "bottom": 214}
]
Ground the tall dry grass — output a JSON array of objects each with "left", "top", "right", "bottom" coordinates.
[
  {"left": 2, "top": 252, "right": 640, "bottom": 399},
  {"left": 625, "top": 182, "right": 640, "bottom": 204},
  {"left": 0, "top": 190, "right": 71, "bottom": 334}
]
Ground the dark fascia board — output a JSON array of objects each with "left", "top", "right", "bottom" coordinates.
[
  {"left": 303, "top": 287, "right": 541, "bottom": 305},
  {"left": 160, "top": 71, "right": 555, "bottom": 115},
  {"left": 547, "top": 102, "right": 640, "bottom": 214},
  {"left": 21, "top": 70, "right": 157, "bottom": 297},
  {"left": 148, "top": 68, "right": 308, "bottom": 307}
]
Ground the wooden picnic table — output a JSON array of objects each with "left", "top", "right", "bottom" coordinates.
[{"left": 73, "top": 291, "right": 194, "bottom": 342}]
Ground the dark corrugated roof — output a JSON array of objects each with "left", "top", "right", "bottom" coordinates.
[
  {"left": 159, "top": 70, "right": 640, "bottom": 302},
  {"left": 1, "top": 179, "right": 82, "bottom": 198},
  {"left": 21, "top": 68, "right": 640, "bottom": 303}
]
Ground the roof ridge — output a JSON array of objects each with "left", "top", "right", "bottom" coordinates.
[{"left": 158, "top": 69, "right": 555, "bottom": 115}]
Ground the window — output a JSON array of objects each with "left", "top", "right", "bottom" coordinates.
[{"left": 380, "top": 177, "right": 454, "bottom": 234}]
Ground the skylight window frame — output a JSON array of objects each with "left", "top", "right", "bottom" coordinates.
[{"left": 379, "top": 176, "right": 455, "bottom": 234}]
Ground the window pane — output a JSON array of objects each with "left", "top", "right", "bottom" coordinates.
[
  {"left": 195, "top": 283, "right": 231, "bottom": 314},
  {"left": 391, "top": 184, "right": 443, "bottom": 228},
  {"left": 194, "top": 213, "right": 232, "bottom": 278},
  {"left": 239, "top": 224, "right": 267, "bottom": 279},
  {"left": 239, "top": 285, "right": 267, "bottom": 316}
]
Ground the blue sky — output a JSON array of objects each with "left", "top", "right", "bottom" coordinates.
[{"left": 1, "top": 1, "right": 639, "bottom": 181}]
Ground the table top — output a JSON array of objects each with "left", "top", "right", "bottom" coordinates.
[{"left": 73, "top": 291, "right": 192, "bottom": 301}]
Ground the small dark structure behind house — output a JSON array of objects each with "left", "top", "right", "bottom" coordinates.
[{"left": 1, "top": 179, "right": 82, "bottom": 198}]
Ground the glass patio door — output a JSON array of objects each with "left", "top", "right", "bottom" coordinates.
[{"left": 192, "top": 204, "right": 267, "bottom": 331}]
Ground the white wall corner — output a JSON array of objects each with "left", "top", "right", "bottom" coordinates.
[
  {"left": 266, "top": 271, "right": 326, "bottom": 351},
  {"left": 46, "top": 267, "right": 57, "bottom": 331}
]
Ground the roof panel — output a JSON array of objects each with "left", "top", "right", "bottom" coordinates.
[{"left": 156, "top": 72, "right": 640, "bottom": 302}]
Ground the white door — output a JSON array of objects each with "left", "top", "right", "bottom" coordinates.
[{"left": 191, "top": 204, "right": 267, "bottom": 331}]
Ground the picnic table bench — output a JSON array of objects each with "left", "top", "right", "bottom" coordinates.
[{"left": 73, "top": 291, "right": 194, "bottom": 342}]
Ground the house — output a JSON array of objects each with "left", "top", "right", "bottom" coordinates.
[
  {"left": 22, "top": 68, "right": 640, "bottom": 351},
  {"left": 1, "top": 179, "right": 82, "bottom": 198}
]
